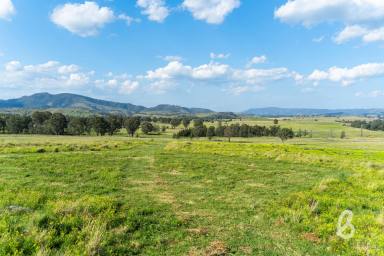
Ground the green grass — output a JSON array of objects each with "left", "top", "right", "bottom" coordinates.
[{"left": 1, "top": 117, "right": 384, "bottom": 255}]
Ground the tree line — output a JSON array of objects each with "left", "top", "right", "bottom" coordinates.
[
  {"left": 0, "top": 112, "right": 164, "bottom": 136},
  {"left": 0, "top": 112, "right": 235, "bottom": 137},
  {"left": 174, "top": 121, "right": 295, "bottom": 142},
  {"left": 350, "top": 119, "right": 384, "bottom": 131}
]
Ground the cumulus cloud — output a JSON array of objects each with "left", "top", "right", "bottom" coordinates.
[
  {"left": 246, "top": 55, "right": 267, "bottom": 67},
  {"left": 140, "top": 60, "right": 299, "bottom": 94},
  {"left": 335, "top": 25, "right": 384, "bottom": 44},
  {"left": 95, "top": 73, "right": 140, "bottom": 94},
  {"left": 308, "top": 63, "right": 384, "bottom": 86},
  {"left": 182, "top": 0, "right": 240, "bottom": 24},
  {"left": 119, "top": 80, "right": 139, "bottom": 94},
  {"left": 136, "top": 0, "right": 169, "bottom": 22},
  {"left": 275, "top": 0, "right": 384, "bottom": 26},
  {"left": 276, "top": 0, "right": 384, "bottom": 45},
  {"left": 0, "top": 60, "right": 92, "bottom": 89},
  {"left": 334, "top": 25, "right": 368, "bottom": 44},
  {"left": 0, "top": 0, "right": 15, "bottom": 21},
  {"left": 226, "top": 85, "right": 263, "bottom": 96},
  {"left": 50, "top": 1, "right": 115, "bottom": 37}
]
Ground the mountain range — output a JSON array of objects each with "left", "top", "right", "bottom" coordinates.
[
  {"left": 1, "top": 93, "right": 383, "bottom": 117},
  {"left": 243, "top": 107, "right": 384, "bottom": 116},
  {"left": 0, "top": 93, "right": 213, "bottom": 115}
]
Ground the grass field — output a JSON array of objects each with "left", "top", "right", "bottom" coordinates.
[{"left": 1, "top": 117, "right": 384, "bottom": 255}]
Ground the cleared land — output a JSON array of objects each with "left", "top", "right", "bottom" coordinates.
[{"left": 0, "top": 117, "right": 384, "bottom": 255}]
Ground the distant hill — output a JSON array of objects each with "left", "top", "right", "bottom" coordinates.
[
  {"left": 0, "top": 93, "right": 213, "bottom": 115},
  {"left": 243, "top": 107, "right": 384, "bottom": 117}
]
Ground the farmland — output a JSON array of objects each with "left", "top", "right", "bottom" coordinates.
[{"left": 0, "top": 117, "right": 384, "bottom": 255}]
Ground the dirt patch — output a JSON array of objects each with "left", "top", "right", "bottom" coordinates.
[
  {"left": 302, "top": 232, "right": 320, "bottom": 243},
  {"left": 205, "top": 240, "right": 229, "bottom": 256}
]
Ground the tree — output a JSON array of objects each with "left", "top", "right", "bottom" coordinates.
[
  {"left": 31, "top": 111, "right": 52, "bottom": 134},
  {"left": 32, "top": 111, "right": 52, "bottom": 125},
  {"left": 92, "top": 116, "right": 110, "bottom": 136},
  {"left": 224, "top": 126, "right": 233, "bottom": 142},
  {"left": 182, "top": 118, "right": 191, "bottom": 128},
  {"left": 269, "top": 125, "right": 280, "bottom": 137},
  {"left": 192, "top": 125, "right": 207, "bottom": 137},
  {"left": 107, "top": 115, "right": 123, "bottom": 135},
  {"left": 215, "top": 124, "right": 225, "bottom": 137},
  {"left": 193, "top": 119, "right": 204, "bottom": 127},
  {"left": 124, "top": 117, "right": 141, "bottom": 137},
  {"left": 170, "top": 118, "right": 181, "bottom": 129},
  {"left": 67, "top": 117, "right": 87, "bottom": 135},
  {"left": 277, "top": 128, "right": 294, "bottom": 143},
  {"left": 6, "top": 115, "right": 31, "bottom": 134},
  {"left": 49, "top": 113, "right": 67, "bottom": 135},
  {"left": 239, "top": 124, "right": 249, "bottom": 137},
  {"left": 141, "top": 121, "right": 154, "bottom": 134},
  {"left": 207, "top": 126, "right": 215, "bottom": 140},
  {"left": 0, "top": 117, "right": 6, "bottom": 133},
  {"left": 273, "top": 119, "right": 279, "bottom": 125}
]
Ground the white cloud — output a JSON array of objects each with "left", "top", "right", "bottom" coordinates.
[
  {"left": 119, "top": 80, "right": 139, "bottom": 94},
  {"left": 118, "top": 14, "right": 140, "bottom": 26},
  {"left": 107, "top": 79, "right": 118, "bottom": 88},
  {"left": 210, "top": 52, "right": 230, "bottom": 59},
  {"left": 0, "top": 60, "right": 92, "bottom": 89},
  {"left": 67, "top": 73, "right": 90, "bottom": 86},
  {"left": 334, "top": 25, "right": 368, "bottom": 44},
  {"left": 308, "top": 63, "right": 384, "bottom": 86},
  {"left": 313, "top": 36, "right": 325, "bottom": 43},
  {"left": 335, "top": 25, "right": 384, "bottom": 44},
  {"left": 5, "top": 60, "right": 21, "bottom": 72},
  {"left": 275, "top": 0, "right": 384, "bottom": 26},
  {"left": 226, "top": 85, "right": 263, "bottom": 95},
  {"left": 140, "top": 60, "right": 299, "bottom": 94},
  {"left": 247, "top": 55, "right": 267, "bottom": 67},
  {"left": 182, "top": 0, "right": 240, "bottom": 24},
  {"left": 58, "top": 64, "right": 80, "bottom": 74},
  {"left": 136, "top": 0, "right": 169, "bottom": 23},
  {"left": 0, "top": 0, "right": 15, "bottom": 21},
  {"left": 51, "top": 1, "right": 115, "bottom": 37}
]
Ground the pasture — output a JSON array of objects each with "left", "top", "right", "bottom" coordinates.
[{"left": 0, "top": 117, "right": 384, "bottom": 255}]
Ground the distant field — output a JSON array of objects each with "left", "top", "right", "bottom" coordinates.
[{"left": 0, "top": 117, "right": 384, "bottom": 255}]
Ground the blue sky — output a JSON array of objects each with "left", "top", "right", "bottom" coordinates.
[{"left": 1, "top": 0, "right": 384, "bottom": 111}]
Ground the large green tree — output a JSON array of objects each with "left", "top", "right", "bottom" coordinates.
[
  {"left": 107, "top": 115, "right": 123, "bottom": 135},
  {"left": 6, "top": 115, "right": 31, "bottom": 134},
  {"left": 141, "top": 121, "right": 154, "bottom": 134},
  {"left": 49, "top": 113, "right": 67, "bottom": 135},
  {"left": 124, "top": 117, "right": 141, "bottom": 137},
  {"left": 67, "top": 117, "right": 87, "bottom": 135},
  {"left": 92, "top": 116, "right": 110, "bottom": 136}
]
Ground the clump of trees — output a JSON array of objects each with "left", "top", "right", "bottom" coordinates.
[
  {"left": 0, "top": 112, "right": 141, "bottom": 137},
  {"left": 350, "top": 119, "right": 384, "bottom": 131},
  {"left": 173, "top": 122, "right": 295, "bottom": 142}
]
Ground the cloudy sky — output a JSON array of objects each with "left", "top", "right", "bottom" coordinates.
[{"left": 1, "top": 0, "right": 384, "bottom": 111}]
